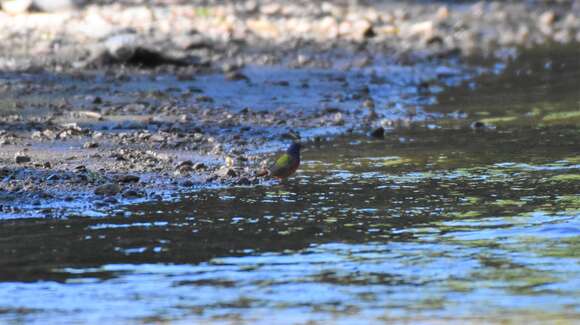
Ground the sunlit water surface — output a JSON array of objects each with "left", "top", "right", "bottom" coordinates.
[{"left": 0, "top": 46, "right": 579, "bottom": 324}]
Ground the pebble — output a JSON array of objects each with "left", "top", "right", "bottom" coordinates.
[
  {"left": 193, "top": 162, "right": 207, "bottom": 170},
  {"left": 116, "top": 175, "right": 140, "bottom": 183},
  {"left": 181, "top": 180, "right": 194, "bottom": 187},
  {"left": 370, "top": 127, "right": 385, "bottom": 138},
  {"left": 176, "top": 160, "right": 194, "bottom": 168},
  {"left": 123, "top": 190, "right": 144, "bottom": 198},
  {"left": 14, "top": 153, "right": 31, "bottom": 164},
  {"left": 94, "top": 183, "right": 121, "bottom": 196},
  {"left": 363, "top": 99, "right": 375, "bottom": 109},
  {"left": 471, "top": 121, "right": 485, "bottom": 128},
  {"left": 216, "top": 167, "right": 237, "bottom": 178},
  {"left": 83, "top": 141, "right": 99, "bottom": 149},
  {"left": 175, "top": 165, "right": 193, "bottom": 176},
  {"left": 1, "top": 0, "right": 32, "bottom": 14},
  {"left": 236, "top": 177, "right": 252, "bottom": 186},
  {"left": 33, "top": 0, "right": 83, "bottom": 12},
  {"left": 225, "top": 71, "right": 249, "bottom": 81}
]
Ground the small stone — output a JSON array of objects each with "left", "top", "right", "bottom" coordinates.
[
  {"left": 470, "top": 121, "right": 486, "bottom": 130},
  {"left": 332, "top": 113, "right": 345, "bottom": 126},
  {"left": 175, "top": 165, "right": 193, "bottom": 176},
  {"left": 225, "top": 71, "right": 249, "bottom": 81},
  {"left": 47, "top": 174, "right": 60, "bottom": 181},
  {"left": 176, "top": 160, "right": 194, "bottom": 169},
  {"left": 14, "top": 153, "right": 31, "bottom": 164},
  {"left": 216, "top": 167, "right": 237, "bottom": 178},
  {"left": 236, "top": 177, "right": 251, "bottom": 186},
  {"left": 539, "top": 11, "right": 557, "bottom": 27},
  {"left": 32, "top": 0, "right": 84, "bottom": 12},
  {"left": 1, "top": 0, "right": 32, "bottom": 14},
  {"left": 95, "top": 183, "right": 121, "bottom": 196},
  {"left": 123, "top": 190, "right": 143, "bottom": 198},
  {"left": 196, "top": 95, "right": 214, "bottom": 103},
  {"left": 435, "top": 6, "right": 449, "bottom": 21},
  {"left": 363, "top": 99, "right": 375, "bottom": 109},
  {"left": 102, "top": 197, "right": 118, "bottom": 204},
  {"left": 225, "top": 156, "right": 236, "bottom": 168},
  {"left": 370, "top": 127, "right": 385, "bottom": 138},
  {"left": 117, "top": 175, "right": 140, "bottom": 183},
  {"left": 83, "top": 141, "right": 99, "bottom": 149},
  {"left": 193, "top": 162, "right": 207, "bottom": 170},
  {"left": 181, "top": 180, "right": 194, "bottom": 187},
  {"left": 79, "top": 111, "right": 103, "bottom": 120}
]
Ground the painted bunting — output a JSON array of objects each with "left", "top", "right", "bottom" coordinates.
[{"left": 258, "top": 142, "right": 301, "bottom": 179}]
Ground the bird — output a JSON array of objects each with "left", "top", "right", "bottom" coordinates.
[{"left": 257, "top": 142, "right": 301, "bottom": 179}]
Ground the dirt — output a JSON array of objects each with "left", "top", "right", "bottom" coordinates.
[{"left": 1, "top": 0, "right": 580, "bottom": 217}]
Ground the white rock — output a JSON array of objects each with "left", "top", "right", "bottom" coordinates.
[{"left": 1, "top": 0, "right": 32, "bottom": 14}]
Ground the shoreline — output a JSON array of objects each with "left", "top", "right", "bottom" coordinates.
[{"left": 1, "top": 0, "right": 580, "bottom": 217}]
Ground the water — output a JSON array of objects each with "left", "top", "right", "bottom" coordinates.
[{"left": 1, "top": 46, "right": 579, "bottom": 324}]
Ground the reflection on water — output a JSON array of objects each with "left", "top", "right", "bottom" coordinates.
[{"left": 1, "top": 47, "right": 580, "bottom": 323}]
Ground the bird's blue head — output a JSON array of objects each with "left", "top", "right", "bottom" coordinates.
[{"left": 286, "top": 142, "right": 301, "bottom": 158}]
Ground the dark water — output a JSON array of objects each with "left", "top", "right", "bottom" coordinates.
[{"left": 1, "top": 47, "right": 580, "bottom": 324}]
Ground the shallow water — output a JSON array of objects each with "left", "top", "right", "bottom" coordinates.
[{"left": 1, "top": 46, "right": 579, "bottom": 324}]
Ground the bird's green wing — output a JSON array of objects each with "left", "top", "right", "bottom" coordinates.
[{"left": 275, "top": 153, "right": 291, "bottom": 168}]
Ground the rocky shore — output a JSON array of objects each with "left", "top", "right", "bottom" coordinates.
[{"left": 1, "top": 0, "right": 579, "bottom": 217}]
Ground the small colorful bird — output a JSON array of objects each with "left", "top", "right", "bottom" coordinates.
[{"left": 258, "top": 142, "right": 301, "bottom": 179}]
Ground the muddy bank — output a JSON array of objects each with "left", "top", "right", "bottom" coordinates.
[
  {"left": 1, "top": 0, "right": 580, "bottom": 69},
  {"left": 1, "top": 0, "right": 580, "bottom": 217}
]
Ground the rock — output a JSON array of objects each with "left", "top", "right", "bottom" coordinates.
[
  {"left": 175, "top": 33, "right": 211, "bottom": 50},
  {"left": 88, "top": 32, "right": 191, "bottom": 68},
  {"left": 102, "top": 197, "right": 118, "bottom": 204},
  {"left": 363, "top": 99, "right": 375, "bottom": 109},
  {"left": 79, "top": 111, "right": 103, "bottom": 120},
  {"left": 470, "top": 121, "right": 487, "bottom": 130},
  {"left": 42, "top": 129, "right": 56, "bottom": 140},
  {"left": 339, "top": 19, "right": 375, "bottom": 40},
  {"left": 216, "top": 167, "right": 237, "bottom": 178},
  {"left": 370, "top": 127, "right": 385, "bottom": 138},
  {"left": 176, "top": 160, "right": 193, "bottom": 169},
  {"left": 436, "top": 6, "right": 449, "bottom": 21},
  {"left": 407, "top": 20, "right": 435, "bottom": 38},
  {"left": 116, "top": 175, "right": 140, "bottom": 183},
  {"left": 104, "top": 32, "right": 139, "bottom": 62},
  {"left": 181, "top": 180, "right": 194, "bottom": 187},
  {"left": 236, "top": 177, "right": 252, "bottom": 186},
  {"left": 123, "top": 190, "right": 144, "bottom": 198},
  {"left": 225, "top": 71, "right": 249, "bottom": 81},
  {"left": 225, "top": 156, "right": 236, "bottom": 168},
  {"left": 94, "top": 183, "right": 121, "bottom": 196},
  {"left": 539, "top": 11, "right": 557, "bottom": 27},
  {"left": 175, "top": 165, "right": 193, "bottom": 176},
  {"left": 14, "top": 153, "right": 31, "bottom": 164},
  {"left": 323, "top": 107, "right": 341, "bottom": 114},
  {"left": 193, "top": 162, "right": 207, "bottom": 170},
  {"left": 47, "top": 174, "right": 60, "bottom": 181},
  {"left": 332, "top": 112, "right": 345, "bottom": 126},
  {"left": 150, "top": 133, "right": 166, "bottom": 143},
  {"left": 0, "top": 166, "right": 10, "bottom": 175},
  {"left": 83, "top": 141, "right": 99, "bottom": 149},
  {"left": 196, "top": 95, "right": 214, "bottom": 103},
  {"left": 1, "top": 0, "right": 32, "bottom": 14},
  {"left": 32, "top": 0, "right": 84, "bottom": 12}
]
